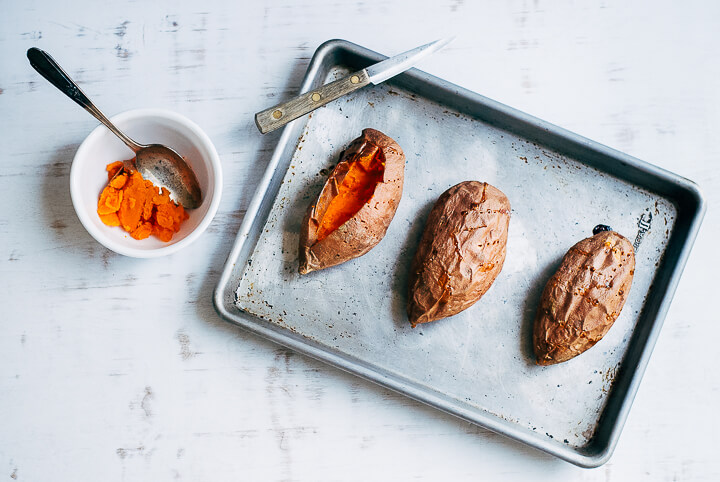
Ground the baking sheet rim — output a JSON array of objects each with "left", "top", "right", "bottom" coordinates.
[{"left": 213, "top": 39, "right": 706, "bottom": 468}]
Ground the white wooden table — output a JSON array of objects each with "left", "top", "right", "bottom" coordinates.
[{"left": 2, "top": 1, "right": 718, "bottom": 480}]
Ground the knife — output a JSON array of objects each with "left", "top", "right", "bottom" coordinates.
[{"left": 254, "top": 38, "right": 454, "bottom": 134}]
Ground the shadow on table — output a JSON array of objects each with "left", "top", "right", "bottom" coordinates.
[
  {"left": 389, "top": 198, "right": 434, "bottom": 330},
  {"left": 520, "top": 257, "right": 563, "bottom": 368}
]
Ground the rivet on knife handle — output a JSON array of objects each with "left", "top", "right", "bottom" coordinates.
[{"left": 255, "top": 69, "right": 370, "bottom": 134}]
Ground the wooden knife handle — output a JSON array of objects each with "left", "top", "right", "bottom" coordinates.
[{"left": 255, "top": 69, "right": 370, "bottom": 134}]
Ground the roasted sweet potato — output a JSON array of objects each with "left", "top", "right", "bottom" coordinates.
[
  {"left": 298, "top": 128, "right": 405, "bottom": 274},
  {"left": 407, "top": 181, "right": 511, "bottom": 327},
  {"left": 533, "top": 226, "right": 635, "bottom": 366}
]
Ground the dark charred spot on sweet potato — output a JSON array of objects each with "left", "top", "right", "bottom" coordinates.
[
  {"left": 315, "top": 142, "right": 385, "bottom": 241},
  {"left": 593, "top": 224, "right": 612, "bottom": 235}
]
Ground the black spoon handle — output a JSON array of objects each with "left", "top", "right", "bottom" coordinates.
[
  {"left": 26, "top": 47, "right": 142, "bottom": 152},
  {"left": 27, "top": 47, "right": 94, "bottom": 110}
]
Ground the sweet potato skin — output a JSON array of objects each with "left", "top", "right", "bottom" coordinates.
[
  {"left": 533, "top": 230, "right": 635, "bottom": 366},
  {"left": 407, "top": 181, "right": 511, "bottom": 326},
  {"left": 298, "top": 128, "right": 405, "bottom": 274}
]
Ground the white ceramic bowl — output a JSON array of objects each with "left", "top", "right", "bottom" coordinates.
[{"left": 70, "top": 109, "right": 222, "bottom": 258}]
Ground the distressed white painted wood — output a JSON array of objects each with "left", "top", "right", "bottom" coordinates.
[{"left": 1, "top": 1, "right": 718, "bottom": 480}]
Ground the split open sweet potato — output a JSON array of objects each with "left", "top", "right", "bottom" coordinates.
[{"left": 298, "top": 128, "right": 405, "bottom": 274}]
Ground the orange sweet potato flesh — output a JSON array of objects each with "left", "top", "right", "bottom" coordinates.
[
  {"left": 315, "top": 148, "right": 385, "bottom": 241},
  {"left": 97, "top": 187, "right": 123, "bottom": 215},
  {"left": 118, "top": 171, "right": 152, "bottom": 232},
  {"left": 152, "top": 187, "right": 171, "bottom": 205},
  {"left": 152, "top": 224, "right": 175, "bottom": 242},
  {"left": 109, "top": 172, "right": 127, "bottom": 189},
  {"left": 99, "top": 212, "right": 120, "bottom": 227},
  {"left": 155, "top": 203, "right": 176, "bottom": 229},
  {"left": 97, "top": 161, "right": 189, "bottom": 242},
  {"left": 130, "top": 221, "right": 154, "bottom": 240},
  {"left": 106, "top": 161, "right": 125, "bottom": 181}
]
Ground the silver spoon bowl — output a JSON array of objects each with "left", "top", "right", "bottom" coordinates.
[{"left": 27, "top": 47, "right": 202, "bottom": 209}]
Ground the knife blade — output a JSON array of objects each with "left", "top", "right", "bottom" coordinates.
[{"left": 254, "top": 38, "right": 454, "bottom": 134}]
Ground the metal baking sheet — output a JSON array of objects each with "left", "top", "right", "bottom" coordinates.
[{"left": 214, "top": 40, "right": 705, "bottom": 467}]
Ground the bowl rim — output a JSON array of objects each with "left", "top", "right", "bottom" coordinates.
[{"left": 70, "top": 108, "right": 223, "bottom": 258}]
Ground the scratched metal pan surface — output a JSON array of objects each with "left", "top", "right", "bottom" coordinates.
[{"left": 213, "top": 40, "right": 705, "bottom": 467}]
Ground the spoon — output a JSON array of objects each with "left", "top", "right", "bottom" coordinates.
[{"left": 27, "top": 47, "right": 202, "bottom": 209}]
